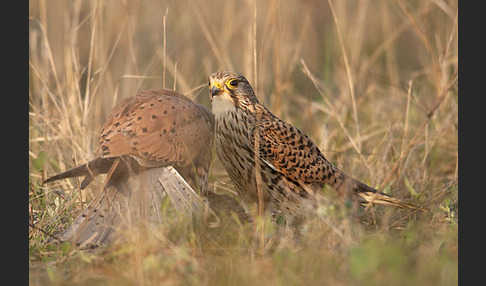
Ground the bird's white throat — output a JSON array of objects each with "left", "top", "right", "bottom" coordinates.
[{"left": 211, "top": 93, "right": 236, "bottom": 117}]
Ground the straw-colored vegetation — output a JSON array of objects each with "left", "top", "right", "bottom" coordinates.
[{"left": 29, "top": 0, "right": 458, "bottom": 285}]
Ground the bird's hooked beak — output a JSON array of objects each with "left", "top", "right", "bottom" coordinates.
[{"left": 209, "top": 80, "right": 223, "bottom": 97}]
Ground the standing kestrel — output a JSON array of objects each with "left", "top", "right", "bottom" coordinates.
[{"left": 208, "top": 71, "right": 419, "bottom": 216}]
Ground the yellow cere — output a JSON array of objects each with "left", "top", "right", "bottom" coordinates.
[{"left": 211, "top": 80, "right": 223, "bottom": 90}]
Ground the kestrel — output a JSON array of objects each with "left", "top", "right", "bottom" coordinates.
[
  {"left": 44, "top": 89, "right": 214, "bottom": 194},
  {"left": 208, "top": 71, "right": 419, "bottom": 216},
  {"left": 43, "top": 89, "right": 215, "bottom": 247}
]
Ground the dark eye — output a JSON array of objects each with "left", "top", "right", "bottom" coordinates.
[{"left": 229, "top": 79, "right": 238, "bottom": 87}]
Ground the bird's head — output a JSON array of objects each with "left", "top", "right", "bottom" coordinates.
[{"left": 208, "top": 71, "right": 258, "bottom": 116}]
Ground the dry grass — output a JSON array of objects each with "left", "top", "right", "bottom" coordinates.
[{"left": 29, "top": 0, "right": 458, "bottom": 285}]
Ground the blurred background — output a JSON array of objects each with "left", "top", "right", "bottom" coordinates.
[{"left": 29, "top": 0, "right": 458, "bottom": 285}]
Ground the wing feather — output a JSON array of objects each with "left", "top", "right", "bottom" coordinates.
[
  {"left": 255, "top": 118, "right": 336, "bottom": 185},
  {"left": 98, "top": 89, "right": 213, "bottom": 168}
]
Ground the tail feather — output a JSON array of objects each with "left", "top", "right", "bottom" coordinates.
[
  {"left": 43, "top": 157, "right": 117, "bottom": 189},
  {"left": 351, "top": 178, "right": 425, "bottom": 211},
  {"left": 43, "top": 164, "right": 90, "bottom": 184}
]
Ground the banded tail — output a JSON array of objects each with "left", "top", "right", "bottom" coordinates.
[
  {"left": 333, "top": 172, "right": 424, "bottom": 211},
  {"left": 352, "top": 179, "right": 422, "bottom": 210}
]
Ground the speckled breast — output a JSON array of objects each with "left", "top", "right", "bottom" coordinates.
[
  {"left": 214, "top": 110, "right": 256, "bottom": 196},
  {"left": 214, "top": 110, "right": 309, "bottom": 209}
]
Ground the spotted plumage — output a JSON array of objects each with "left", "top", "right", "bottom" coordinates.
[
  {"left": 209, "top": 71, "right": 419, "bottom": 214},
  {"left": 44, "top": 89, "right": 214, "bottom": 194}
]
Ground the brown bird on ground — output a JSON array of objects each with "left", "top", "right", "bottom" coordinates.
[
  {"left": 44, "top": 89, "right": 214, "bottom": 194},
  {"left": 208, "top": 71, "right": 420, "bottom": 216},
  {"left": 43, "top": 89, "right": 216, "bottom": 247}
]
